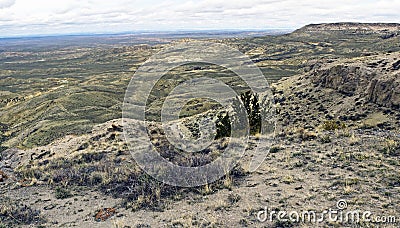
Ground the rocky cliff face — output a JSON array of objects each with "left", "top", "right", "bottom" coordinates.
[
  {"left": 272, "top": 51, "right": 400, "bottom": 132},
  {"left": 310, "top": 65, "right": 375, "bottom": 96},
  {"left": 309, "top": 53, "right": 400, "bottom": 109},
  {"left": 368, "top": 72, "right": 400, "bottom": 109}
]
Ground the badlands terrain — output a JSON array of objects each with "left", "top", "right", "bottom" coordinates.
[{"left": 0, "top": 23, "right": 399, "bottom": 227}]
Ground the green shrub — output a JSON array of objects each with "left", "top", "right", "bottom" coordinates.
[
  {"left": 240, "top": 91, "right": 261, "bottom": 135},
  {"left": 322, "top": 120, "right": 346, "bottom": 131},
  {"left": 320, "top": 134, "right": 332, "bottom": 143},
  {"left": 215, "top": 91, "right": 262, "bottom": 139},
  {"left": 270, "top": 146, "right": 283, "bottom": 153},
  {"left": 215, "top": 112, "right": 231, "bottom": 139},
  {"left": 381, "top": 139, "right": 399, "bottom": 156},
  {"left": 55, "top": 187, "right": 72, "bottom": 199}
]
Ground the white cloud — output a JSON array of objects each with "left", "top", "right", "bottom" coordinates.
[
  {"left": 0, "top": 0, "right": 400, "bottom": 37},
  {"left": 0, "top": 0, "right": 15, "bottom": 9}
]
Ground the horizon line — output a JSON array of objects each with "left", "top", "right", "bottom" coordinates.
[{"left": 0, "top": 28, "right": 296, "bottom": 39}]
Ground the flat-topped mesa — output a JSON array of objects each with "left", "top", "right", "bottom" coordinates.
[{"left": 295, "top": 22, "right": 400, "bottom": 34}]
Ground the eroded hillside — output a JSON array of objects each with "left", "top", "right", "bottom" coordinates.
[{"left": 1, "top": 24, "right": 400, "bottom": 227}]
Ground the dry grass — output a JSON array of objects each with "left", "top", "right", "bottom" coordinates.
[{"left": 0, "top": 197, "right": 45, "bottom": 226}]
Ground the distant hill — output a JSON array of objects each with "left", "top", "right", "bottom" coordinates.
[{"left": 295, "top": 22, "right": 400, "bottom": 34}]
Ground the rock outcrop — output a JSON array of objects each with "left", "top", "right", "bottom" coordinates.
[
  {"left": 309, "top": 52, "right": 400, "bottom": 109},
  {"left": 368, "top": 72, "right": 400, "bottom": 109}
]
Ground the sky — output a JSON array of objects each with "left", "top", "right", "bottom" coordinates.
[{"left": 0, "top": 0, "right": 399, "bottom": 37}]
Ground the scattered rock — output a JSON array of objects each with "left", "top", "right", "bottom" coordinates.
[
  {"left": 0, "top": 170, "right": 8, "bottom": 182},
  {"left": 95, "top": 208, "right": 116, "bottom": 222}
]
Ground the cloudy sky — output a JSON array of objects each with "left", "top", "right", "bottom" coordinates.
[{"left": 0, "top": 0, "right": 399, "bottom": 37}]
